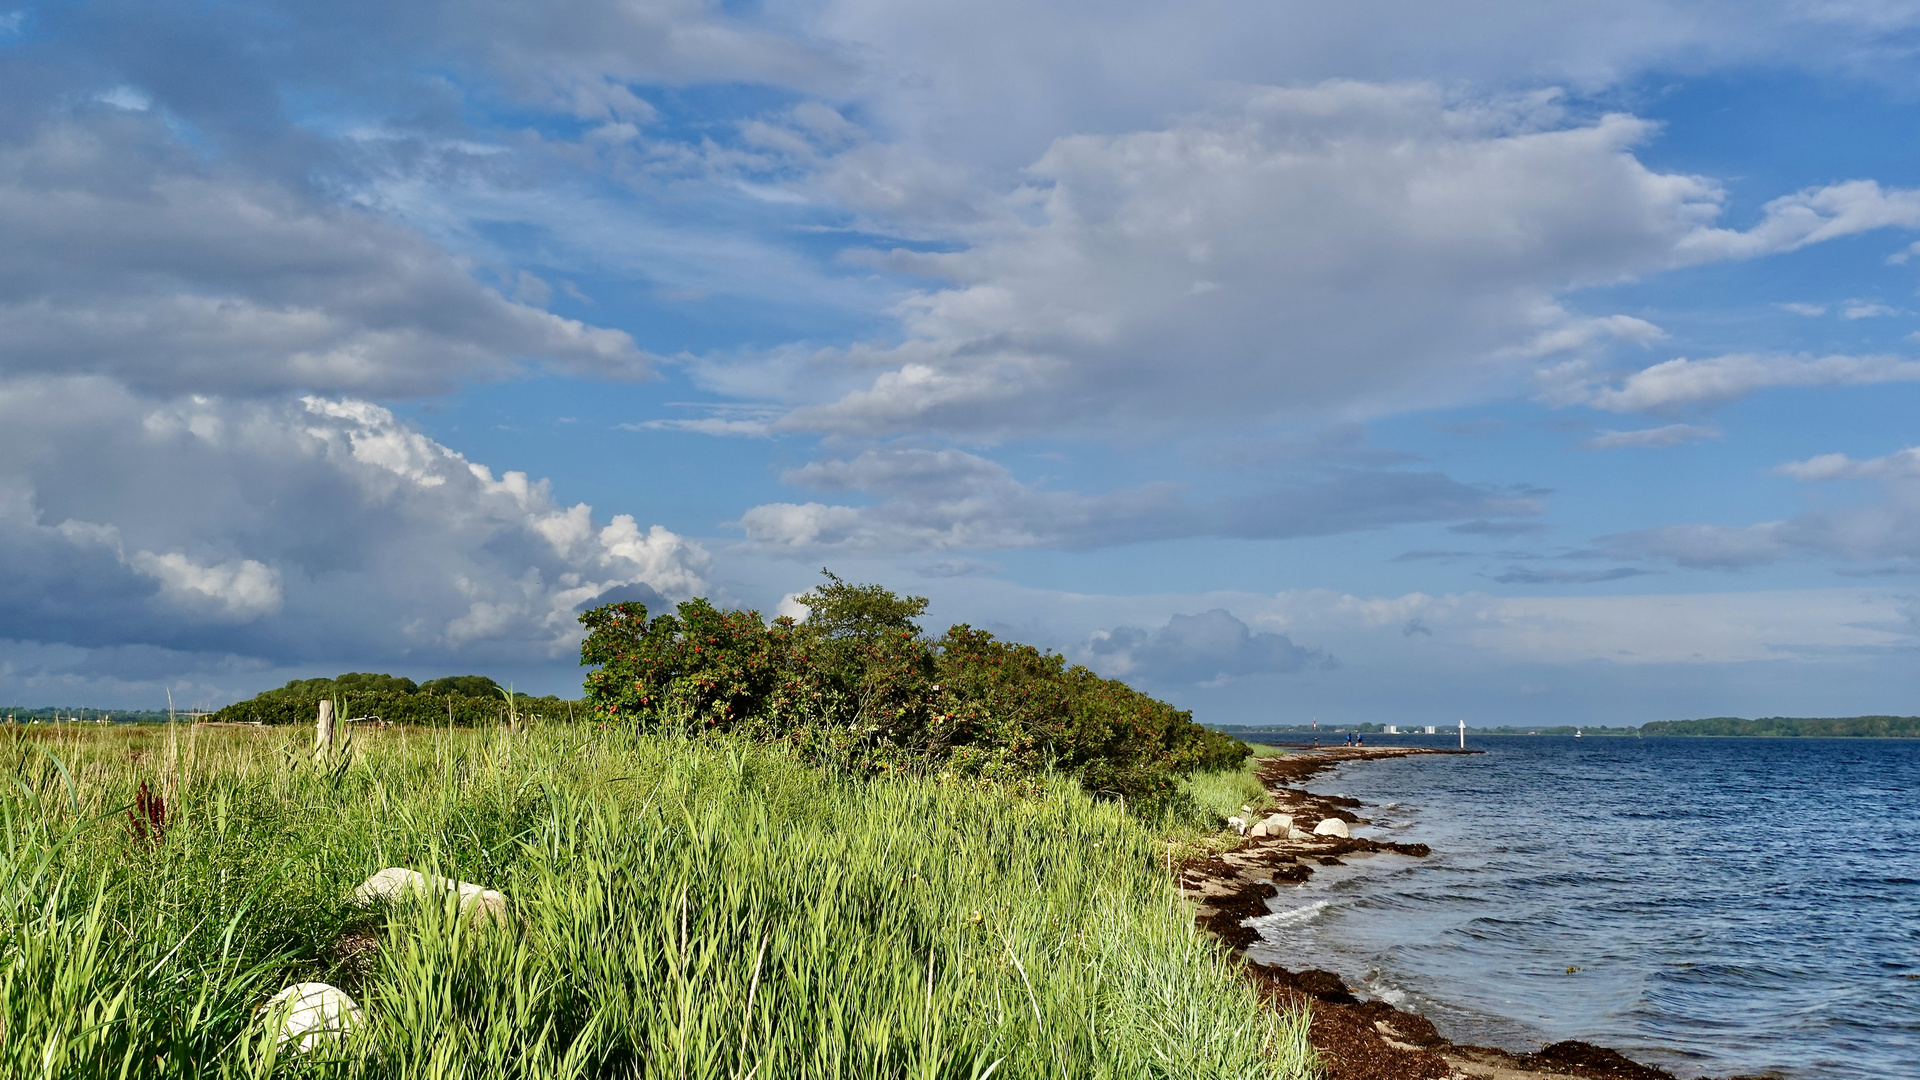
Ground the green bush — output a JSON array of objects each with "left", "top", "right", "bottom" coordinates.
[{"left": 579, "top": 572, "right": 1249, "bottom": 813}]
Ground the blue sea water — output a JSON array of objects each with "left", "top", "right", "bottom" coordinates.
[{"left": 1241, "top": 736, "right": 1919, "bottom": 1080}]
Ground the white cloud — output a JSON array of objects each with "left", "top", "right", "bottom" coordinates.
[
  {"left": 95, "top": 86, "right": 151, "bottom": 111},
  {"left": 1546, "top": 352, "right": 1920, "bottom": 412},
  {"left": 126, "top": 552, "right": 283, "bottom": 622},
  {"left": 0, "top": 378, "right": 709, "bottom": 665},
  {"left": 1775, "top": 446, "right": 1920, "bottom": 481},
  {"left": 1842, "top": 300, "right": 1902, "bottom": 318},
  {"left": 647, "top": 85, "right": 1920, "bottom": 441},
  {"left": 1606, "top": 443, "right": 1920, "bottom": 567},
  {"left": 1779, "top": 302, "right": 1828, "bottom": 316},
  {"left": 0, "top": 119, "right": 649, "bottom": 398},
  {"left": 804, "top": 0, "right": 1920, "bottom": 175},
  {"left": 734, "top": 446, "right": 1542, "bottom": 554},
  {"left": 1579, "top": 423, "right": 1722, "bottom": 449},
  {"left": 1673, "top": 179, "right": 1920, "bottom": 261},
  {"left": 1416, "top": 588, "right": 1913, "bottom": 664}
]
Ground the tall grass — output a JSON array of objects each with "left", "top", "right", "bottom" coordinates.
[{"left": 0, "top": 723, "right": 1314, "bottom": 1079}]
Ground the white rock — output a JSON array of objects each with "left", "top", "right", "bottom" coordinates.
[
  {"left": 1226, "top": 816, "right": 1248, "bottom": 836},
  {"left": 1247, "top": 813, "right": 1294, "bottom": 838},
  {"left": 352, "top": 867, "right": 506, "bottom": 923},
  {"left": 1287, "top": 828, "right": 1314, "bottom": 840},
  {"left": 1312, "top": 818, "right": 1350, "bottom": 838},
  {"left": 263, "top": 982, "right": 361, "bottom": 1051}
]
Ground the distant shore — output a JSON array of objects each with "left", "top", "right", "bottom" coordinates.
[
  {"left": 1211, "top": 715, "right": 1920, "bottom": 739},
  {"left": 1181, "top": 745, "right": 1766, "bottom": 1080}
]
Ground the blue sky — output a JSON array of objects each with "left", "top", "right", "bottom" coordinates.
[{"left": 5, "top": 0, "right": 1920, "bottom": 725}]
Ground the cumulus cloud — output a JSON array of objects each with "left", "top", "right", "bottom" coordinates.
[
  {"left": 652, "top": 85, "right": 1920, "bottom": 441},
  {"left": 733, "top": 446, "right": 1543, "bottom": 553},
  {"left": 726, "top": 86, "right": 1738, "bottom": 437},
  {"left": 0, "top": 379, "right": 709, "bottom": 665},
  {"left": 1084, "top": 609, "right": 1331, "bottom": 686},
  {"left": 0, "top": 117, "right": 649, "bottom": 398},
  {"left": 1544, "top": 353, "right": 1920, "bottom": 413},
  {"left": 126, "top": 551, "right": 284, "bottom": 622},
  {"left": 1579, "top": 423, "right": 1721, "bottom": 449}
]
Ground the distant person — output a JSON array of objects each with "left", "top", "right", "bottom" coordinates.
[{"left": 1356, "top": 734, "right": 1364, "bottom": 747}]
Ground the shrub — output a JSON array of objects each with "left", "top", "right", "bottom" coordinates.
[{"left": 578, "top": 572, "right": 1249, "bottom": 811}]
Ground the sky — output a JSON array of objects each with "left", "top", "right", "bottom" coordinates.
[{"left": 6, "top": 0, "right": 1920, "bottom": 725}]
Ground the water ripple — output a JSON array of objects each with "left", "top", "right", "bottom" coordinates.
[{"left": 1241, "top": 736, "right": 1920, "bottom": 1080}]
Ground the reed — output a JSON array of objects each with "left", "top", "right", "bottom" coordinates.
[{"left": 0, "top": 722, "right": 1315, "bottom": 1079}]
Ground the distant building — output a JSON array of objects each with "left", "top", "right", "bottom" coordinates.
[{"left": 1383, "top": 725, "right": 1399, "bottom": 734}]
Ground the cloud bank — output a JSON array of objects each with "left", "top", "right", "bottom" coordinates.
[
  {"left": 0, "top": 381, "right": 708, "bottom": 667},
  {"left": 1606, "top": 444, "right": 1920, "bottom": 568},
  {"left": 734, "top": 446, "right": 1544, "bottom": 553},
  {"left": 1083, "top": 609, "right": 1331, "bottom": 687}
]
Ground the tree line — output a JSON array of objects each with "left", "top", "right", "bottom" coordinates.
[
  {"left": 207, "top": 671, "right": 575, "bottom": 726},
  {"left": 1640, "top": 715, "right": 1920, "bottom": 738}
]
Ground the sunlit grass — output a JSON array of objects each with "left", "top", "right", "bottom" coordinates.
[{"left": 0, "top": 722, "right": 1313, "bottom": 1079}]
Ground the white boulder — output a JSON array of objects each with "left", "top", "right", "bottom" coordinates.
[
  {"left": 1248, "top": 813, "right": 1294, "bottom": 838},
  {"left": 352, "top": 867, "right": 506, "bottom": 923},
  {"left": 1226, "top": 816, "right": 1248, "bottom": 836},
  {"left": 1312, "top": 818, "right": 1350, "bottom": 838},
  {"left": 263, "top": 982, "right": 361, "bottom": 1051},
  {"left": 1287, "top": 828, "right": 1314, "bottom": 840}
]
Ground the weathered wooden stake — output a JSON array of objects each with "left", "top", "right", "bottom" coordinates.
[{"left": 316, "top": 699, "right": 335, "bottom": 756}]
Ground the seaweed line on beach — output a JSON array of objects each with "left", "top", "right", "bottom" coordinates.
[{"left": 1178, "top": 746, "right": 1773, "bottom": 1080}]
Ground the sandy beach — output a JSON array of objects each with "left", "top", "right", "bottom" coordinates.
[{"left": 1180, "top": 746, "right": 1768, "bottom": 1080}]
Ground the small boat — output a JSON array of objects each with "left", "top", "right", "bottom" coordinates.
[{"left": 1574, "top": 729, "right": 1583, "bottom": 738}]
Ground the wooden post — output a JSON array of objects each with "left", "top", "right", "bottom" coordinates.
[{"left": 316, "top": 699, "right": 335, "bottom": 756}]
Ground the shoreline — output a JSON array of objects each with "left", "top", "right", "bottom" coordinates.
[{"left": 1180, "top": 745, "right": 1763, "bottom": 1080}]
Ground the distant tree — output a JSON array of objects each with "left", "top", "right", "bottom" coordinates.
[
  {"left": 419, "top": 675, "right": 502, "bottom": 698},
  {"left": 792, "top": 570, "right": 929, "bottom": 640},
  {"left": 334, "top": 672, "right": 419, "bottom": 695}
]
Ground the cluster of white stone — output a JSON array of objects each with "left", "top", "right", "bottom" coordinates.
[{"left": 260, "top": 867, "right": 507, "bottom": 1051}]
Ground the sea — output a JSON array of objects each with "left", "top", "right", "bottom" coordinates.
[{"left": 1241, "top": 735, "right": 1918, "bottom": 1080}]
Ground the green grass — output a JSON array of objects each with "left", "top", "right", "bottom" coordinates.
[{"left": 0, "top": 723, "right": 1313, "bottom": 1079}]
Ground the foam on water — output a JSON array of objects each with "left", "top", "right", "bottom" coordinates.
[
  {"left": 1241, "top": 736, "right": 1920, "bottom": 1080},
  {"left": 1248, "top": 899, "right": 1332, "bottom": 930}
]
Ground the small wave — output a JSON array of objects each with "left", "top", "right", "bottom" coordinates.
[
  {"left": 1250, "top": 899, "right": 1332, "bottom": 929},
  {"left": 1365, "top": 977, "right": 1409, "bottom": 1007}
]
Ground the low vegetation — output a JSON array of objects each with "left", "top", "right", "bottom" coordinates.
[
  {"left": 0, "top": 575, "right": 1306, "bottom": 1077},
  {"left": 0, "top": 722, "right": 1314, "bottom": 1079}
]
